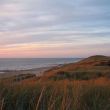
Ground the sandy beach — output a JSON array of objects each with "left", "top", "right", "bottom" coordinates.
[{"left": 0, "top": 66, "right": 54, "bottom": 79}]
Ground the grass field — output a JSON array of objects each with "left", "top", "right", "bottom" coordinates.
[{"left": 0, "top": 55, "right": 110, "bottom": 110}]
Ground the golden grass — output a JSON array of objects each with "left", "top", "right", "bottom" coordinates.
[{"left": 1, "top": 77, "right": 110, "bottom": 110}]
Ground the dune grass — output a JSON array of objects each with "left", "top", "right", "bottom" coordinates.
[
  {"left": 49, "top": 70, "right": 107, "bottom": 80},
  {"left": 1, "top": 78, "right": 110, "bottom": 110}
]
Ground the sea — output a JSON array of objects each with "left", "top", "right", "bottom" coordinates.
[{"left": 0, "top": 58, "right": 82, "bottom": 71}]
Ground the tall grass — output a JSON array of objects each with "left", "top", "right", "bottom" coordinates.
[{"left": 0, "top": 79, "right": 110, "bottom": 110}]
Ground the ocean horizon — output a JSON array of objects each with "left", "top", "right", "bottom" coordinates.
[{"left": 0, "top": 58, "right": 82, "bottom": 71}]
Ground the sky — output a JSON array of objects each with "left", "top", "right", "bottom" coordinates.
[{"left": 0, "top": 0, "right": 110, "bottom": 58}]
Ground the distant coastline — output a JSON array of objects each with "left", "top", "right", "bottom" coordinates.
[
  {"left": 0, "top": 58, "right": 82, "bottom": 71},
  {"left": 0, "top": 58, "right": 82, "bottom": 79}
]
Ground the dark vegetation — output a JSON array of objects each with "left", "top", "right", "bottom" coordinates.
[
  {"left": 0, "top": 55, "right": 110, "bottom": 110},
  {"left": 14, "top": 74, "right": 36, "bottom": 82},
  {"left": 50, "top": 70, "right": 104, "bottom": 80}
]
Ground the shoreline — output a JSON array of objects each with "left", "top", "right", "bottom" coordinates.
[
  {"left": 0, "top": 61, "right": 80, "bottom": 79},
  {"left": 0, "top": 66, "right": 56, "bottom": 78}
]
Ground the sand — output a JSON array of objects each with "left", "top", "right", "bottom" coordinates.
[{"left": 0, "top": 66, "right": 53, "bottom": 79}]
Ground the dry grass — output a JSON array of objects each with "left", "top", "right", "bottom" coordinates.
[{"left": 1, "top": 77, "right": 110, "bottom": 110}]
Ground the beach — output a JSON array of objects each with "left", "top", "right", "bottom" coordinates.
[
  {"left": 0, "top": 66, "right": 53, "bottom": 79},
  {"left": 0, "top": 58, "right": 81, "bottom": 79}
]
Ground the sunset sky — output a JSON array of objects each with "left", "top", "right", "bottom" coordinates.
[{"left": 0, "top": 0, "right": 110, "bottom": 58}]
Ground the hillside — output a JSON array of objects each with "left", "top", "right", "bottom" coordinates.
[{"left": 43, "top": 55, "right": 110, "bottom": 80}]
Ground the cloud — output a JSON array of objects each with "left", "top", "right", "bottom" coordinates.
[{"left": 0, "top": 0, "right": 110, "bottom": 57}]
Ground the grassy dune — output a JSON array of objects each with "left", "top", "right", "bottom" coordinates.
[{"left": 0, "top": 55, "right": 110, "bottom": 110}]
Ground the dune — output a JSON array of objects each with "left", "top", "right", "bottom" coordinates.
[
  {"left": 43, "top": 55, "right": 110, "bottom": 80},
  {"left": 1, "top": 55, "right": 110, "bottom": 110}
]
